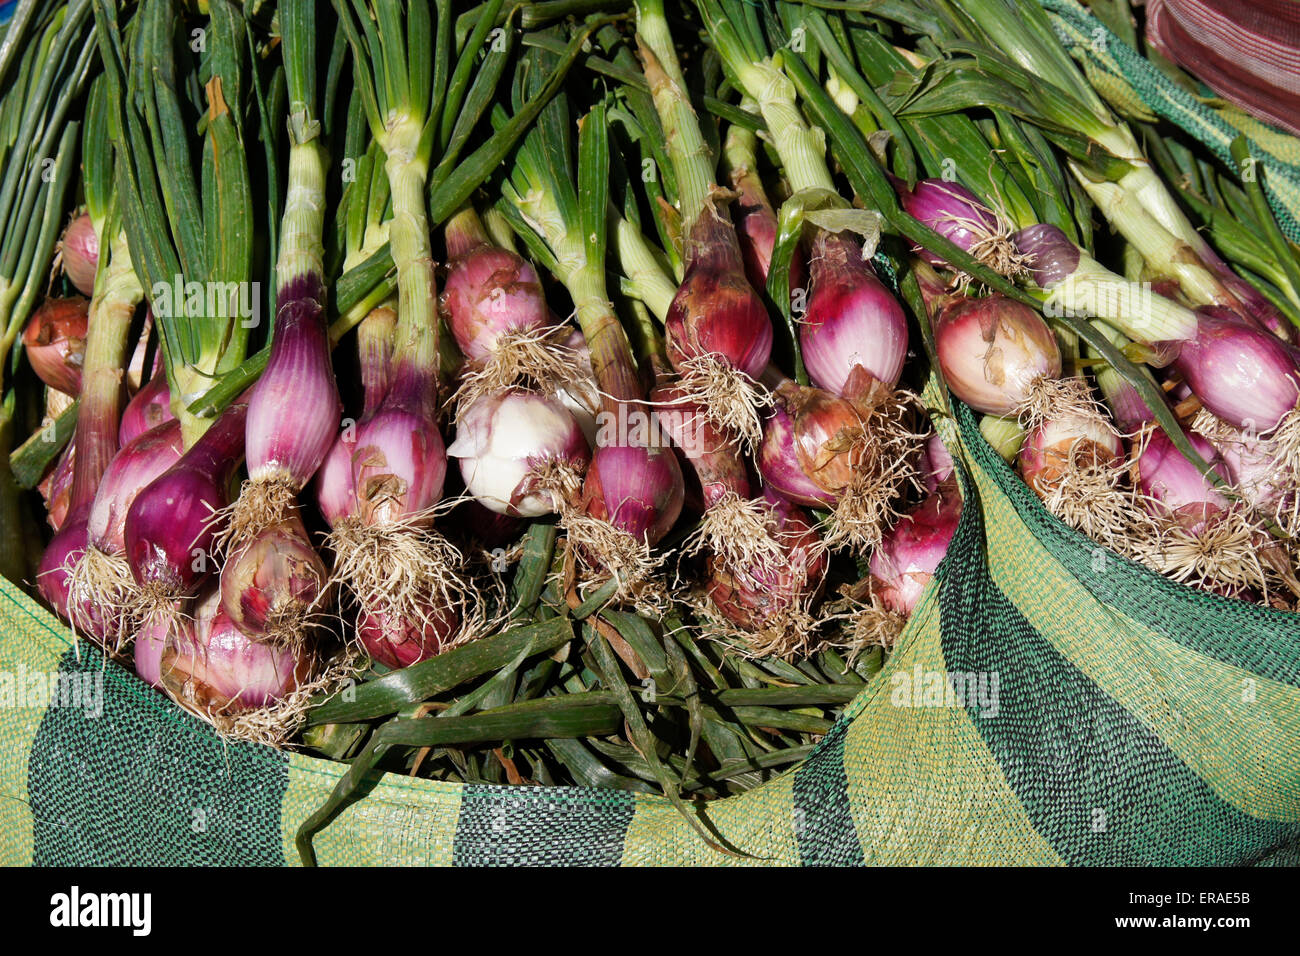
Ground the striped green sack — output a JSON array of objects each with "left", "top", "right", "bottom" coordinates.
[{"left": 3, "top": 387, "right": 1299, "bottom": 866}]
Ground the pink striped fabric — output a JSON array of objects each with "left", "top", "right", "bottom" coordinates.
[{"left": 1146, "top": 0, "right": 1300, "bottom": 135}]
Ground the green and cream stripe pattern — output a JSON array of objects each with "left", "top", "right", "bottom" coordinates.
[{"left": 3, "top": 382, "right": 1300, "bottom": 866}]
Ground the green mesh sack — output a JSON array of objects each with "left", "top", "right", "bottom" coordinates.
[{"left": 3, "top": 382, "right": 1299, "bottom": 866}]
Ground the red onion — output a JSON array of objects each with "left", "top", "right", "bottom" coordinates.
[
  {"left": 1134, "top": 425, "right": 1230, "bottom": 513},
  {"left": 59, "top": 213, "right": 99, "bottom": 296},
  {"left": 314, "top": 426, "right": 357, "bottom": 530},
  {"left": 36, "top": 508, "right": 92, "bottom": 630},
  {"left": 581, "top": 439, "right": 685, "bottom": 548},
  {"left": 1172, "top": 307, "right": 1300, "bottom": 432},
  {"left": 239, "top": 273, "right": 341, "bottom": 531},
  {"left": 933, "top": 292, "right": 1061, "bottom": 415},
  {"left": 870, "top": 491, "right": 962, "bottom": 615},
  {"left": 219, "top": 514, "right": 328, "bottom": 643},
  {"left": 898, "top": 178, "right": 1007, "bottom": 271},
  {"left": 442, "top": 241, "right": 552, "bottom": 362},
  {"left": 705, "top": 488, "right": 828, "bottom": 637},
  {"left": 160, "top": 586, "right": 309, "bottom": 713},
  {"left": 730, "top": 167, "right": 807, "bottom": 296},
  {"left": 446, "top": 390, "right": 590, "bottom": 517},
  {"left": 651, "top": 378, "right": 751, "bottom": 509},
  {"left": 23, "top": 297, "right": 88, "bottom": 396},
  {"left": 799, "top": 230, "right": 909, "bottom": 397},
  {"left": 87, "top": 420, "right": 184, "bottom": 554},
  {"left": 917, "top": 433, "right": 956, "bottom": 493},
  {"left": 119, "top": 365, "right": 175, "bottom": 446},
  {"left": 357, "top": 600, "right": 458, "bottom": 670},
  {"left": 124, "top": 402, "right": 248, "bottom": 601},
  {"left": 133, "top": 607, "right": 174, "bottom": 689},
  {"left": 664, "top": 196, "right": 774, "bottom": 445},
  {"left": 758, "top": 401, "right": 836, "bottom": 508}
]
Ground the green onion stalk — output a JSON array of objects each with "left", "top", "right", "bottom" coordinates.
[
  {"left": 500, "top": 82, "right": 683, "bottom": 604},
  {"left": 634, "top": 0, "right": 775, "bottom": 450},
  {"left": 0, "top": 2, "right": 95, "bottom": 585}
]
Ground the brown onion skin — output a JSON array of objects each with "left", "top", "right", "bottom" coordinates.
[
  {"left": 758, "top": 400, "right": 836, "bottom": 507},
  {"left": 779, "top": 380, "right": 866, "bottom": 497},
  {"left": 706, "top": 490, "right": 827, "bottom": 630},
  {"left": 1018, "top": 414, "right": 1123, "bottom": 496},
  {"left": 23, "top": 297, "right": 89, "bottom": 396},
  {"left": 357, "top": 602, "right": 458, "bottom": 670}
]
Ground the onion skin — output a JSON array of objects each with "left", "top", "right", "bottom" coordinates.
[
  {"left": 870, "top": 491, "right": 962, "bottom": 615},
  {"left": 119, "top": 367, "right": 175, "bottom": 446},
  {"left": 1014, "top": 224, "right": 1081, "bottom": 288},
  {"left": 665, "top": 197, "right": 773, "bottom": 379},
  {"left": 898, "top": 178, "right": 1000, "bottom": 269},
  {"left": 758, "top": 400, "right": 837, "bottom": 507},
  {"left": 87, "top": 419, "right": 184, "bottom": 553},
  {"left": 800, "top": 230, "right": 909, "bottom": 396},
  {"left": 1172, "top": 307, "right": 1300, "bottom": 432},
  {"left": 23, "top": 297, "right": 89, "bottom": 396},
  {"left": 447, "top": 391, "right": 590, "bottom": 517},
  {"left": 934, "top": 293, "right": 1061, "bottom": 415},
  {"left": 1134, "top": 426, "right": 1230, "bottom": 513},
  {"left": 219, "top": 514, "right": 327, "bottom": 641},
  {"left": 124, "top": 402, "right": 248, "bottom": 597},
  {"left": 314, "top": 426, "right": 357, "bottom": 529},
  {"left": 60, "top": 213, "right": 99, "bottom": 296},
  {"left": 161, "top": 588, "right": 309, "bottom": 711},
  {"left": 39, "top": 439, "right": 76, "bottom": 531},
  {"left": 36, "top": 508, "right": 88, "bottom": 626},
  {"left": 582, "top": 440, "right": 685, "bottom": 547},
  {"left": 357, "top": 602, "right": 458, "bottom": 670},
  {"left": 245, "top": 273, "right": 341, "bottom": 489},
  {"left": 706, "top": 489, "right": 827, "bottom": 630},
  {"left": 1018, "top": 414, "right": 1123, "bottom": 495},
  {"left": 650, "top": 379, "right": 751, "bottom": 508},
  {"left": 441, "top": 244, "right": 551, "bottom": 360},
  {"left": 777, "top": 380, "right": 866, "bottom": 498}
]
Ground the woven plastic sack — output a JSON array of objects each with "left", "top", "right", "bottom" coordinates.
[{"left": 3, "top": 382, "right": 1300, "bottom": 866}]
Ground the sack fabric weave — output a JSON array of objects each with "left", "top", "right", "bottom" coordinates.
[
  {"left": 3, "top": 2, "right": 1300, "bottom": 866},
  {"left": 3, "top": 389, "right": 1299, "bottom": 866}
]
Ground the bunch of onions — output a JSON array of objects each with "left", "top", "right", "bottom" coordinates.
[
  {"left": 703, "top": 487, "right": 829, "bottom": 658},
  {"left": 58, "top": 212, "right": 99, "bottom": 296},
  {"left": 759, "top": 376, "right": 920, "bottom": 551},
  {"left": 663, "top": 193, "right": 774, "bottom": 448},
  {"left": 442, "top": 208, "right": 579, "bottom": 412},
  {"left": 799, "top": 230, "right": 909, "bottom": 400},
  {"left": 159, "top": 585, "right": 312, "bottom": 723},
  {"left": 23, "top": 297, "right": 88, "bottom": 396},
  {"left": 64, "top": 419, "right": 184, "bottom": 647},
  {"left": 123, "top": 401, "right": 248, "bottom": 611},
  {"left": 447, "top": 389, "right": 591, "bottom": 517}
]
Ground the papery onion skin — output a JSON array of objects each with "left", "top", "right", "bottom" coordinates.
[
  {"left": 39, "top": 438, "right": 76, "bottom": 531},
  {"left": 1018, "top": 413, "right": 1123, "bottom": 494},
  {"left": 934, "top": 294, "right": 1061, "bottom": 415},
  {"left": 60, "top": 213, "right": 99, "bottom": 296},
  {"left": 781, "top": 381, "right": 867, "bottom": 497},
  {"left": 447, "top": 390, "right": 589, "bottom": 517},
  {"left": 23, "top": 297, "right": 89, "bottom": 396},
  {"left": 870, "top": 491, "right": 962, "bottom": 615},
  {"left": 87, "top": 419, "right": 184, "bottom": 553},
  {"left": 442, "top": 244, "right": 552, "bottom": 361},
  {"left": 161, "top": 589, "right": 309, "bottom": 711},
  {"left": 1172, "top": 307, "right": 1300, "bottom": 432},
  {"left": 124, "top": 402, "right": 248, "bottom": 597},
  {"left": 706, "top": 489, "right": 827, "bottom": 630},
  {"left": 582, "top": 439, "right": 685, "bottom": 547},
  {"left": 357, "top": 601, "right": 458, "bottom": 670},
  {"left": 800, "top": 230, "right": 909, "bottom": 396},
  {"left": 219, "top": 514, "right": 327, "bottom": 641},
  {"left": 758, "top": 399, "right": 837, "bottom": 507}
]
